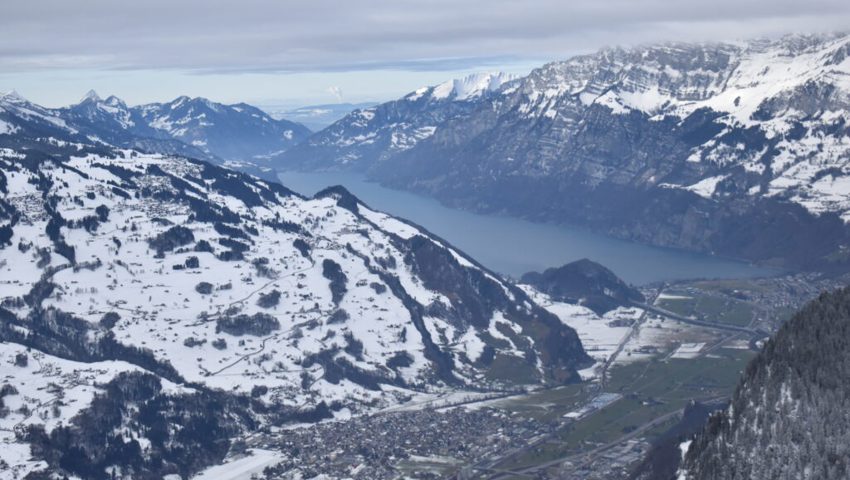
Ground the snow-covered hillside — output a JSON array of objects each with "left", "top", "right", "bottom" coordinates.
[
  {"left": 135, "top": 96, "right": 311, "bottom": 162},
  {"left": 0, "top": 121, "right": 588, "bottom": 478}
]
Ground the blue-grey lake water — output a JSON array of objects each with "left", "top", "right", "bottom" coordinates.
[{"left": 279, "top": 171, "right": 779, "bottom": 285}]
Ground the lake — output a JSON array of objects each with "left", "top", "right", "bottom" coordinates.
[{"left": 279, "top": 171, "right": 779, "bottom": 285}]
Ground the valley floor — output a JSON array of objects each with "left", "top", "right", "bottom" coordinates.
[{"left": 187, "top": 272, "right": 841, "bottom": 480}]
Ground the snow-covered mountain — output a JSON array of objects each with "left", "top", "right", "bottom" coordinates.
[
  {"left": 59, "top": 91, "right": 215, "bottom": 161},
  {"left": 0, "top": 90, "right": 311, "bottom": 166},
  {"left": 276, "top": 34, "right": 850, "bottom": 270},
  {"left": 135, "top": 96, "right": 311, "bottom": 162},
  {"left": 0, "top": 107, "right": 588, "bottom": 478},
  {"left": 276, "top": 72, "right": 517, "bottom": 171},
  {"left": 0, "top": 90, "right": 82, "bottom": 139},
  {"left": 424, "top": 71, "right": 516, "bottom": 101}
]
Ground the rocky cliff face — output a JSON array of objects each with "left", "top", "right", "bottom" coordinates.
[
  {"left": 680, "top": 286, "right": 850, "bottom": 480},
  {"left": 276, "top": 34, "right": 850, "bottom": 270}
]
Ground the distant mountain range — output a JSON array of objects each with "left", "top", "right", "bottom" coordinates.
[
  {"left": 279, "top": 72, "right": 516, "bottom": 171},
  {"left": 262, "top": 102, "right": 378, "bottom": 131},
  {"left": 274, "top": 33, "right": 850, "bottom": 272},
  {"left": 0, "top": 90, "right": 311, "bottom": 166}
]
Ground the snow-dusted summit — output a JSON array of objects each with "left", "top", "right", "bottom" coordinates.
[
  {"left": 413, "top": 71, "right": 517, "bottom": 101},
  {"left": 277, "top": 72, "right": 518, "bottom": 171}
]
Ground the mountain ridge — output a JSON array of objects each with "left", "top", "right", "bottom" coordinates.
[
  {"left": 274, "top": 33, "right": 850, "bottom": 271},
  {"left": 277, "top": 71, "right": 518, "bottom": 171},
  {"left": 0, "top": 91, "right": 312, "bottom": 166}
]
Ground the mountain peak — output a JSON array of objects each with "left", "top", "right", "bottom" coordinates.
[
  {"left": 404, "top": 72, "right": 517, "bottom": 103},
  {"left": 431, "top": 71, "right": 517, "bottom": 101},
  {"left": 104, "top": 95, "right": 126, "bottom": 107},
  {"left": 80, "top": 89, "right": 101, "bottom": 103},
  {"left": 171, "top": 95, "right": 191, "bottom": 107},
  {"left": 1, "top": 89, "right": 26, "bottom": 103}
]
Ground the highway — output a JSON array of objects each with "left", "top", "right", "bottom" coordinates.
[
  {"left": 630, "top": 301, "right": 760, "bottom": 336},
  {"left": 456, "top": 292, "right": 754, "bottom": 479}
]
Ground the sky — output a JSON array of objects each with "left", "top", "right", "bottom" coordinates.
[{"left": 1, "top": 0, "right": 849, "bottom": 109}]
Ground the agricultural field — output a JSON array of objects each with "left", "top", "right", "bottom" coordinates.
[{"left": 655, "top": 291, "right": 756, "bottom": 327}]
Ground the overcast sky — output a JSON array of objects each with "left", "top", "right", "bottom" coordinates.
[{"left": 1, "top": 0, "right": 849, "bottom": 108}]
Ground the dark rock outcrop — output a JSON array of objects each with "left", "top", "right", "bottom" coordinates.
[{"left": 521, "top": 259, "right": 644, "bottom": 314}]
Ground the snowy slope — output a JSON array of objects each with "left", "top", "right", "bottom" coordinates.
[
  {"left": 0, "top": 150, "right": 588, "bottom": 403},
  {"left": 0, "top": 123, "right": 588, "bottom": 477},
  {"left": 0, "top": 344, "right": 190, "bottom": 480},
  {"left": 0, "top": 91, "right": 79, "bottom": 138},
  {"left": 515, "top": 33, "right": 850, "bottom": 219}
]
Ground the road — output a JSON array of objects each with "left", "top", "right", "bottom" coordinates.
[
  {"left": 458, "top": 293, "right": 662, "bottom": 479},
  {"left": 523, "top": 407, "right": 683, "bottom": 476},
  {"left": 630, "top": 301, "right": 760, "bottom": 336},
  {"left": 598, "top": 290, "right": 659, "bottom": 387},
  {"left": 471, "top": 407, "right": 683, "bottom": 480},
  {"left": 461, "top": 291, "right": 754, "bottom": 479}
]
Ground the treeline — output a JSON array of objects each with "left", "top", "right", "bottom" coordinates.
[{"left": 682, "top": 287, "right": 850, "bottom": 480}]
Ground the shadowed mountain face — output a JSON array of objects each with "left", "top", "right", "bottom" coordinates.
[
  {"left": 680, "top": 286, "right": 850, "bottom": 480},
  {"left": 521, "top": 259, "right": 645, "bottom": 314},
  {"left": 134, "top": 96, "right": 311, "bottom": 162},
  {"left": 274, "top": 34, "right": 850, "bottom": 272}
]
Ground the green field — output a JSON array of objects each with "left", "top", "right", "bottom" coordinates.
[
  {"left": 489, "top": 384, "right": 591, "bottom": 422},
  {"left": 606, "top": 348, "right": 754, "bottom": 399},
  {"left": 559, "top": 349, "right": 752, "bottom": 454},
  {"left": 657, "top": 293, "right": 755, "bottom": 327},
  {"left": 689, "top": 278, "right": 772, "bottom": 294},
  {"left": 490, "top": 347, "right": 755, "bottom": 473}
]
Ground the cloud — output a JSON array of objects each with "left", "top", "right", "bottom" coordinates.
[
  {"left": 327, "top": 86, "right": 343, "bottom": 102},
  {"left": 1, "top": 0, "right": 849, "bottom": 74}
]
